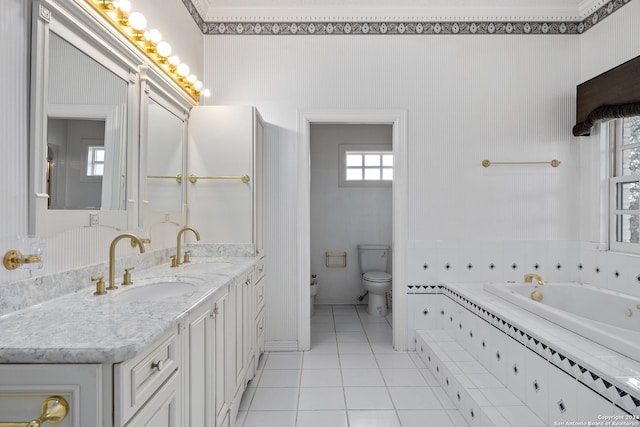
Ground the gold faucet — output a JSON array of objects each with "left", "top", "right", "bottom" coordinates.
[
  {"left": 108, "top": 233, "right": 145, "bottom": 290},
  {"left": 524, "top": 273, "right": 545, "bottom": 286},
  {"left": 174, "top": 226, "right": 200, "bottom": 267}
]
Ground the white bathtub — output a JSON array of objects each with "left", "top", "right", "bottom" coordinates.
[{"left": 484, "top": 282, "right": 640, "bottom": 363}]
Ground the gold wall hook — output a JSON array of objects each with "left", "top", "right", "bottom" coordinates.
[{"left": 3, "top": 250, "right": 42, "bottom": 270}]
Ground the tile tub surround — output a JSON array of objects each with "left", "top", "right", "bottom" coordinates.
[
  {"left": 0, "top": 254, "right": 257, "bottom": 363},
  {"left": 409, "top": 284, "right": 640, "bottom": 420},
  {"left": 407, "top": 240, "right": 640, "bottom": 299}
]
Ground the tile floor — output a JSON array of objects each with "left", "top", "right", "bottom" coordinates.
[{"left": 236, "top": 304, "right": 469, "bottom": 427}]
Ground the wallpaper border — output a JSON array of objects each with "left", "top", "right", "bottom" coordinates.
[{"left": 182, "top": 0, "right": 631, "bottom": 35}]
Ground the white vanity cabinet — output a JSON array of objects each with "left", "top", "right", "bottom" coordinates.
[
  {"left": 187, "top": 106, "right": 265, "bottom": 255},
  {"left": 0, "top": 262, "right": 264, "bottom": 427},
  {"left": 182, "top": 290, "right": 229, "bottom": 427}
]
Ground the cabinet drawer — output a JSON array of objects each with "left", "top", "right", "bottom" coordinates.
[
  {"left": 124, "top": 370, "right": 179, "bottom": 427},
  {"left": 115, "top": 329, "right": 179, "bottom": 423},
  {"left": 255, "top": 278, "right": 265, "bottom": 317},
  {"left": 255, "top": 259, "right": 265, "bottom": 282}
]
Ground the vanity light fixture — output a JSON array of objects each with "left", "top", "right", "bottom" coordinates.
[{"left": 85, "top": 0, "right": 208, "bottom": 102}]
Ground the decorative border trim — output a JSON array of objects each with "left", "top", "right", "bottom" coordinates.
[
  {"left": 182, "top": 0, "right": 631, "bottom": 35},
  {"left": 411, "top": 284, "right": 640, "bottom": 415}
]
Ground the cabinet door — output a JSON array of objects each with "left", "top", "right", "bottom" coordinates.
[
  {"left": 125, "top": 372, "right": 179, "bottom": 427},
  {"left": 246, "top": 270, "right": 256, "bottom": 375},
  {"left": 234, "top": 276, "right": 248, "bottom": 391},
  {"left": 213, "top": 293, "right": 229, "bottom": 423},
  {"left": 188, "top": 105, "right": 254, "bottom": 244},
  {"left": 0, "top": 364, "right": 104, "bottom": 427},
  {"left": 186, "top": 302, "right": 214, "bottom": 427}
]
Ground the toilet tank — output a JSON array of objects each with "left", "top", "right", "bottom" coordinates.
[{"left": 358, "top": 244, "right": 390, "bottom": 273}]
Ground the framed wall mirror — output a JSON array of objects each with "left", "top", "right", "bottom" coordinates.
[
  {"left": 30, "top": 1, "right": 140, "bottom": 236},
  {"left": 138, "top": 65, "right": 193, "bottom": 232}
]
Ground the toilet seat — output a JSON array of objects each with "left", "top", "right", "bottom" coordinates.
[{"left": 363, "top": 271, "right": 392, "bottom": 283}]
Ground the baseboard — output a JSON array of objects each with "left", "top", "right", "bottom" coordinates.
[{"left": 265, "top": 340, "right": 299, "bottom": 352}]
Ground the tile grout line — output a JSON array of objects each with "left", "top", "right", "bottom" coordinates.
[{"left": 354, "top": 304, "right": 403, "bottom": 426}]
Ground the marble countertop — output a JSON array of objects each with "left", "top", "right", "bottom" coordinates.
[{"left": 0, "top": 256, "right": 257, "bottom": 364}]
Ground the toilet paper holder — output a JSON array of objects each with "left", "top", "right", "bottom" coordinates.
[{"left": 325, "top": 251, "right": 347, "bottom": 268}]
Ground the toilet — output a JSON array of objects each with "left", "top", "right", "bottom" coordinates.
[
  {"left": 310, "top": 275, "right": 319, "bottom": 316},
  {"left": 358, "top": 244, "right": 392, "bottom": 316}
]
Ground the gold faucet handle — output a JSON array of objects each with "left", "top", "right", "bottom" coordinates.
[
  {"left": 91, "top": 275, "right": 106, "bottom": 295},
  {"left": 131, "top": 238, "right": 151, "bottom": 248},
  {"left": 170, "top": 255, "right": 179, "bottom": 268},
  {"left": 183, "top": 251, "right": 191, "bottom": 264},
  {"left": 122, "top": 267, "right": 134, "bottom": 286}
]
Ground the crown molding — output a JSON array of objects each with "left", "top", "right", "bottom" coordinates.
[{"left": 182, "top": 0, "right": 632, "bottom": 35}]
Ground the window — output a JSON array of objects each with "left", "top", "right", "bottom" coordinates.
[
  {"left": 339, "top": 145, "right": 392, "bottom": 187},
  {"left": 86, "top": 146, "right": 105, "bottom": 177},
  {"left": 610, "top": 116, "right": 640, "bottom": 253}
]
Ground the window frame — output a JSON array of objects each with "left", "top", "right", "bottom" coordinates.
[
  {"left": 338, "top": 144, "right": 393, "bottom": 188},
  {"left": 609, "top": 117, "right": 640, "bottom": 254},
  {"left": 80, "top": 138, "right": 105, "bottom": 183}
]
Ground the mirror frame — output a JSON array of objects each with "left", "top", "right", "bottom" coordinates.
[
  {"left": 30, "top": 0, "right": 141, "bottom": 236},
  {"left": 138, "top": 65, "right": 195, "bottom": 230}
]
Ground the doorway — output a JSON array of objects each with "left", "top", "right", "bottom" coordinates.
[{"left": 297, "top": 109, "right": 408, "bottom": 352}]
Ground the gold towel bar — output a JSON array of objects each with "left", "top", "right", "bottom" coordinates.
[
  {"left": 188, "top": 174, "right": 250, "bottom": 184},
  {"left": 482, "top": 159, "right": 560, "bottom": 168},
  {"left": 147, "top": 174, "right": 182, "bottom": 183},
  {"left": 0, "top": 396, "right": 69, "bottom": 426}
]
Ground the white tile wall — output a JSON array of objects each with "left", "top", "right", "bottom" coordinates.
[{"left": 407, "top": 239, "right": 640, "bottom": 298}]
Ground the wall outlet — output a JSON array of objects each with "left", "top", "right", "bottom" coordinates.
[{"left": 90, "top": 213, "right": 99, "bottom": 226}]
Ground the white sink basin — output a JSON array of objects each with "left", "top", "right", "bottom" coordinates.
[{"left": 113, "top": 277, "right": 201, "bottom": 302}]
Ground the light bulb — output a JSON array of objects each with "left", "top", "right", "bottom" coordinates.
[
  {"left": 156, "top": 41, "right": 171, "bottom": 58},
  {"left": 168, "top": 56, "right": 180, "bottom": 66},
  {"left": 176, "top": 63, "right": 190, "bottom": 77},
  {"left": 113, "top": 0, "right": 130, "bottom": 12},
  {"left": 128, "top": 12, "right": 147, "bottom": 31},
  {"left": 145, "top": 29, "right": 162, "bottom": 43},
  {"left": 194, "top": 81, "right": 203, "bottom": 91},
  {"left": 202, "top": 89, "right": 211, "bottom": 97},
  {"left": 187, "top": 74, "right": 197, "bottom": 84}
]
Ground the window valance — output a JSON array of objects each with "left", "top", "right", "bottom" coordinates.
[{"left": 573, "top": 55, "right": 640, "bottom": 137}]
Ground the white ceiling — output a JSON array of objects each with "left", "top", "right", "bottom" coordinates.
[{"left": 190, "top": 0, "right": 607, "bottom": 22}]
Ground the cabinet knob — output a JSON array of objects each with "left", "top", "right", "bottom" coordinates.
[
  {"left": 209, "top": 304, "right": 218, "bottom": 318},
  {"left": 151, "top": 359, "right": 164, "bottom": 372}
]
